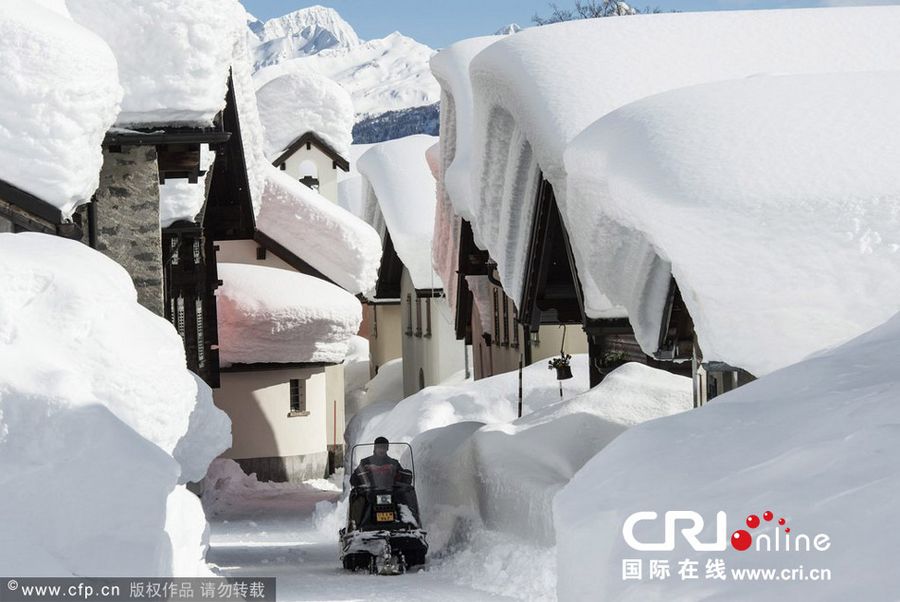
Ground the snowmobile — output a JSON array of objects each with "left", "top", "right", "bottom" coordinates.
[{"left": 340, "top": 442, "right": 428, "bottom": 574}]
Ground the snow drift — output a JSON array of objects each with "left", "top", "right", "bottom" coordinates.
[
  {"left": 555, "top": 310, "right": 900, "bottom": 601},
  {"left": 0, "top": 3, "right": 121, "bottom": 216},
  {"left": 216, "top": 262, "right": 362, "bottom": 365},
  {"left": 0, "top": 233, "right": 229, "bottom": 575}
]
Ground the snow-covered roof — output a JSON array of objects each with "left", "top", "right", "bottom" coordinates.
[
  {"left": 0, "top": 4, "right": 121, "bottom": 216},
  {"left": 429, "top": 36, "right": 501, "bottom": 222},
  {"left": 256, "top": 166, "right": 382, "bottom": 296},
  {"left": 229, "top": 16, "right": 270, "bottom": 219},
  {"left": 429, "top": 142, "right": 462, "bottom": 317},
  {"left": 357, "top": 135, "right": 441, "bottom": 290},
  {"left": 467, "top": 6, "right": 900, "bottom": 312},
  {"left": 565, "top": 71, "right": 900, "bottom": 376},
  {"left": 336, "top": 144, "right": 376, "bottom": 218},
  {"left": 216, "top": 262, "right": 362, "bottom": 365},
  {"left": 256, "top": 70, "right": 354, "bottom": 161},
  {"left": 67, "top": 0, "right": 245, "bottom": 127}
]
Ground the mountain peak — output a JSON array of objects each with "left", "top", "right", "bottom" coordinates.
[
  {"left": 494, "top": 23, "right": 523, "bottom": 36},
  {"left": 258, "top": 5, "right": 361, "bottom": 46}
]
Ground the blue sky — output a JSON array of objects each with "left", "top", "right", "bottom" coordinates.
[{"left": 241, "top": 0, "right": 896, "bottom": 48}]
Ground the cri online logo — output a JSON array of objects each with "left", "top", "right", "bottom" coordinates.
[{"left": 623, "top": 510, "right": 831, "bottom": 552}]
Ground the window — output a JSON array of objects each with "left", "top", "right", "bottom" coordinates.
[
  {"left": 289, "top": 379, "right": 307, "bottom": 415},
  {"left": 501, "top": 295, "right": 510, "bottom": 347},
  {"left": 415, "top": 298, "right": 424, "bottom": 337},
  {"left": 492, "top": 289, "right": 501, "bottom": 346},
  {"left": 405, "top": 294, "right": 413, "bottom": 336},
  {"left": 370, "top": 305, "right": 378, "bottom": 338},
  {"left": 511, "top": 306, "right": 520, "bottom": 349},
  {"left": 424, "top": 298, "right": 432, "bottom": 337},
  {"left": 256, "top": 246, "right": 267, "bottom": 260}
]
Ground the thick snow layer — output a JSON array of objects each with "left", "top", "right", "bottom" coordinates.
[
  {"left": 565, "top": 71, "right": 900, "bottom": 375},
  {"left": 256, "top": 70, "right": 354, "bottom": 160},
  {"left": 251, "top": 6, "right": 361, "bottom": 71},
  {"left": 216, "top": 262, "right": 362, "bottom": 365},
  {"left": 555, "top": 311, "right": 900, "bottom": 601},
  {"left": 67, "top": 0, "right": 243, "bottom": 127},
  {"left": 256, "top": 166, "right": 382, "bottom": 295},
  {"left": 468, "top": 6, "right": 900, "bottom": 311},
  {"left": 358, "top": 135, "right": 442, "bottom": 290},
  {"left": 0, "top": 4, "right": 120, "bottom": 216},
  {"left": 254, "top": 31, "right": 439, "bottom": 119},
  {"left": 364, "top": 357, "right": 405, "bottom": 405},
  {"left": 430, "top": 36, "right": 501, "bottom": 222},
  {"left": 0, "top": 233, "right": 225, "bottom": 575}
]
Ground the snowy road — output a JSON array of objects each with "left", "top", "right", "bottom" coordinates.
[{"left": 205, "top": 477, "right": 514, "bottom": 602}]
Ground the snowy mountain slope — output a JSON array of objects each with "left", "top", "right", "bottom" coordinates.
[
  {"left": 254, "top": 30, "right": 439, "bottom": 119},
  {"left": 250, "top": 6, "right": 361, "bottom": 71}
]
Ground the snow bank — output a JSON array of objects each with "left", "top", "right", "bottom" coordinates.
[
  {"left": 355, "top": 355, "right": 589, "bottom": 449},
  {"left": 173, "top": 374, "right": 232, "bottom": 485},
  {"left": 0, "top": 233, "right": 227, "bottom": 575},
  {"left": 67, "top": 0, "right": 243, "bottom": 127},
  {"left": 256, "top": 70, "right": 354, "bottom": 159},
  {"left": 358, "top": 135, "right": 442, "bottom": 290},
  {"left": 468, "top": 6, "right": 900, "bottom": 311},
  {"left": 256, "top": 166, "right": 382, "bottom": 295},
  {"left": 555, "top": 311, "right": 900, "bottom": 601},
  {"left": 202, "top": 458, "right": 339, "bottom": 518},
  {"left": 343, "top": 355, "right": 691, "bottom": 599},
  {"left": 0, "top": 3, "right": 120, "bottom": 216},
  {"left": 216, "top": 262, "right": 362, "bottom": 365},
  {"left": 253, "top": 31, "right": 438, "bottom": 119},
  {"left": 565, "top": 71, "right": 900, "bottom": 375}
]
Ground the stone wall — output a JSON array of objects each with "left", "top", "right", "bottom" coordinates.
[{"left": 93, "top": 147, "right": 164, "bottom": 315}]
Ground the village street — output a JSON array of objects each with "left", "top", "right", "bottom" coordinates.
[{"left": 205, "top": 475, "right": 513, "bottom": 602}]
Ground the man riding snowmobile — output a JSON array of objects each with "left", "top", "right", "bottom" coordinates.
[{"left": 340, "top": 437, "right": 428, "bottom": 573}]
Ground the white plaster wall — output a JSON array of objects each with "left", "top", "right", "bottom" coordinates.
[
  {"left": 282, "top": 146, "right": 339, "bottom": 203},
  {"left": 324, "top": 363, "right": 345, "bottom": 448},
  {"left": 400, "top": 268, "right": 467, "bottom": 397},
  {"left": 216, "top": 239, "right": 294, "bottom": 271},
  {"left": 214, "top": 367, "right": 328, "bottom": 460},
  {"left": 366, "top": 302, "right": 403, "bottom": 377}
]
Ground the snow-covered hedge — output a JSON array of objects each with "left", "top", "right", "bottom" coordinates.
[
  {"left": 0, "top": 233, "right": 229, "bottom": 576},
  {"left": 555, "top": 312, "right": 900, "bottom": 600}
]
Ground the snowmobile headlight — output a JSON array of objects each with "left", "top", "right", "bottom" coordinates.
[{"left": 376, "top": 494, "right": 392, "bottom": 505}]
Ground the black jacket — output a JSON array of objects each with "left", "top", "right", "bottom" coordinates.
[{"left": 350, "top": 454, "right": 402, "bottom": 489}]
